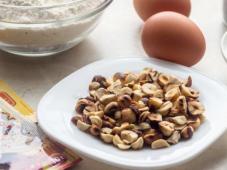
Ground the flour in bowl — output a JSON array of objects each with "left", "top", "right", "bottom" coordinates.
[
  {"left": 0, "top": 0, "right": 105, "bottom": 23},
  {"left": 0, "top": 0, "right": 73, "bottom": 6},
  {"left": 0, "top": 0, "right": 107, "bottom": 55}
]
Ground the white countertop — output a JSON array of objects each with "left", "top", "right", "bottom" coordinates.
[{"left": 1, "top": 0, "right": 227, "bottom": 169}]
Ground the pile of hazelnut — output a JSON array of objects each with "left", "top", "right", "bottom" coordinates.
[{"left": 72, "top": 68, "right": 205, "bottom": 150}]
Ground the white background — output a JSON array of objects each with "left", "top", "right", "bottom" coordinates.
[{"left": 0, "top": 0, "right": 227, "bottom": 170}]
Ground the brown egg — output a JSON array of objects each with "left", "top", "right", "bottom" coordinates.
[
  {"left": 134, "top": 0, "right": 191, "bottom": 21},
  {"left": 142, "top": 12, "right": 206, "bottom": 67}
]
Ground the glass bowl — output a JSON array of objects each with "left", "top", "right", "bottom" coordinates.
[{"left": 0, "top": 0, "right": 112, "bottom": 57}]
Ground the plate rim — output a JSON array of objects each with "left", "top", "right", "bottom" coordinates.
[{"left": 37, "top": 57, "right": 227, "bottom": 169}]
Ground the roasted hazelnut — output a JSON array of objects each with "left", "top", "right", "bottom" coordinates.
[
  {"left": 129, "top": 105, "right": 141, "bottom": 115},
  {"left": 141, "top": 97, "right": 149, "bottom": 105},
  {"left": 119, "top": 87, "right": 133, "bottom": 96},
  {"left": 188, "top": 118, "right": 201, "bottom": 130},
  {"left": 102, "top": 120, "right": 114, "bottom": 128},
  {"left": 120, "top": 122, "right": 131, "bottom": 128},
  {"left": 143, "top": 132, "right": 163, "bottom": 145},
  {"left": 113, "top": 72, "right": 126, "bottom": 82},
  {"left": 113, "top": 134, "right": 124, "bottom": 146},
  {"left": 139, "top": 69, "right": 154, "bottom": 82},
  {"left": 164, "top": 84, "right": 179, "bottom": 93},
  {"left": 142, "top": 83, "right": 157, "bottom": 95},
  {"left": 89, "top": 90, "right": 96, "bottom": 98},
  {"left": 184, "top": 76, "right": 192, "bottom": 87},
  {"left": 158, "top": 74, "right": 170, "bottom": 86},
  {"left": 121, "top": 108, "right": 136, "bottom": 123},
  {"left": 76, "top": 120, "right": 91, "bottom": 131},
  {"left": 159, "top": 121, "right": 175, "bottom": 137},
  {"left": 148, "top": 97, "right": 163, "bottom": 109},
  {"left": 89, "top": 82, "right": 100, "bottom": 91},
  {"left": 84, "top": 111, "right": 104, "bottom": 118},
  {"left": 101, "top": 127, "right": 113, "bottom": 134},
  {"left": 175, "top": 124, "right": 187, "bottom": 131},
  {"left": 100, "top": 94, "right": 117, "bottom": 105},
  {"left": 132, "top": 129, "right": 143, "bottom": 136},
  {"left": 89, "top": 124, "right": 101, "bottom": 136},
  {"left": 188, "top": 101, "right": 205, "bottom": 116},
  {"left": 83, "top": 104, "right": 97, "bottom": 116},
  {"left": 170, "top": 116, "right": 187, "bottom": 125},
  {"left": 153, "top": 89, "right": 164, "bottom": 99},
  {"left": 181, "top": 126, "right": 194, "bottom": 139},
  {"left": 71, "top": 115, "right": 82, "bottom": 125},
  {"left": 180, "top": 84, "right": 199, "bottom": 98},
  {"left": 169, "top": 76, "right": 182, "bottom": 85},
  {"left": 138, "top": 122, "right": 151, "bottom": 131},
  {"left": 125, "top": 73, "right": 138, "bottom": 84},
  {"left": 103, "top": 115, "right": 116, "bottom": 125},
  {"left": 158, "top": 101, "right": 173, "bottom": 116},
  {"left": 121, "top": 130, "right": 138, "bottom": 144},
  {"left": 171, "top": 96, "right": 187, "bottom": 115},
  {"left": 104, "top": 102, "right": 119, "bottom": 117},
  {"left": 85, "top": 96, "right": 96, "bottom": 102},
  {"left": 92, "top": 75, "right": 106, "bottom": 82},
  {"left": 143, "top": 128, "right": 156, "bottom": 135},
  {"left": 132, "top": 84, "right": 142, "bottom": 91},
  {"left": 95, "top": 101, "right": 105, "bottom": 111},
  {"left": 167, "top": 131, "right": 181, "bottom": 144},
  {"left": 153, "top": 82, "right": 162, "bottom": 89},
  {"left": 81, "top": 114, "right": 91, "bottom": 124},
  {"left": 131, "top": 137, "right": 144, "bottom": 150},
  {"left": 132, "top": 90, "right": 144, "bottom": 101},
  {"left": 148, "top": 113, "right": 162, "bottom": 122},
  {"left": 138, "top": 72, "right": 148, "bottom": 82},
  {"left": 139, "top": 111, "right": 150, "bottom": 123},
  {"left": 92, "top": 75, "right": 109, "bottom": 88},
  {"left": 76, "top": 98, "right": 94, "bottom": 114},
  {"left": 100, "top": 133, "right": 113, "bottom": 143},
  {"left": 112, "top": 122, "right": 133, "bottom": 134},
  {"left": 117, "top": 144, "right": 131, "bottom": 150},
  {"left": 89, "top": 115, "right": 103, "bottom": 128},
  {"left": 123, "top": 122, "right": 135, "bottom": 129},
  {"left": 151, "top": 139, "right": 170, "bottom": 149},
  {"left": 149, "top": 70, "right": 159, "bottom": 82},
  {"left": 107, "top": 80, "right": 122, "bottom": 94},
  {"left": 112, "top": 127, "right": 122, "bottom": 135},
  {"left": 114, "top": 111, "right": 122, "bottom": 120},
  {"left": 139, "top": 107, "right": 149, "bottom": 112},
  {"left": 95, "top": 88, "right": 108, "bottom": 100},
  {"left": 165, "top": 87, "right": 181, "bottom": 101},
  {"left": 135, "top": 100, "right": 146, "bottom": 109},
  {"left": 117, "top": 95, "right": 132, "bottom": 108},
  {"left": 199, "top": 114, "right": 206, "bottom": 123}
]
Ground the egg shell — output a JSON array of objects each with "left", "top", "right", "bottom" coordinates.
[
  {"left": 142, "top": 12, "right": 206, "bottom": 67},
  {"left": 134, "top": 0, "right": 191, "bottom": 21}
]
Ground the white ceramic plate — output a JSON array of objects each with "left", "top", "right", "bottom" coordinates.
[{"left": 37, "top": 57, "right": 227, "bottom": 169}]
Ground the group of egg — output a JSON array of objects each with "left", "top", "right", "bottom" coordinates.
[{"left": 134, "top": 0, "right": 206, "bottom": 67}]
